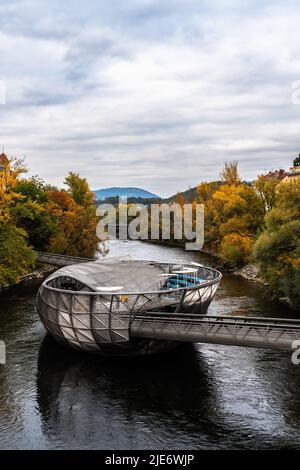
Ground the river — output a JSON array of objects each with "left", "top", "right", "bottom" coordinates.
[{"left": 0, "top": 240, "right": 299, "bottom": 449}]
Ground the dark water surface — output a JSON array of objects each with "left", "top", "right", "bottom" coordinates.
[{"left": 0, "top": 240, "right": 299, "bottom": 449}]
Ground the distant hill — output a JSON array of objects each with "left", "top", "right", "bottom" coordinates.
[
  {"left": 164, "top": 180, "right": 253, "bottom": 203},
  {"left": 163, "top": 186, "right": 198, "bottom": 203},
  {"left": 94, "top": 187, "right": 160, "bottom": 201}
]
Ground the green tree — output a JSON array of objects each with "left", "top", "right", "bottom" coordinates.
[
  {"left": 14, "top": 177, "right": 48, "bottom": 204},
  {"left": 64, "top": 172, "right": 95, "bottom": 208},
  {"left": 254, "top": 182, "right": 300, "bottom": 307},
  {"left": 293, "top": 154, "right": 300, "bottom": 167},
  {"left": 64, "top": 172, "right": 99, "bottom": 256},
  {"left": 254, "top": 175, "right": 279, "bottom": 214},
  {"left": 0, "top": 224, "right": 35, "bottom": 285},
  {"left": 12, "top": 177, "right": 56, "bottom": 250}
]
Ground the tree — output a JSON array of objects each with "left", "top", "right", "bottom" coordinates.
[
  {"left": 0, "top": 154, "right": 27, "bottom": 222},
  {"left": 293, "top": 154, "right": 300, "bottom": 167},
  {"left": 254, "top": 182, "right": 300, "bottom": 307},
  {"left": 46, "top": 189, "right": 99, "bottom": 257},
  {"left": 14, "top": 176, "right": 48, "bottom": 204},
  {"left": 12, "top": 177, "right": 56, "bottom": 250},
  {"left": 175, "top": 193, "right": 186, "bottom": 207},
  {"left": 254, "top": 174, "right": 279, "bottom": 214},
  {"left": 219, "top": 161, "right": 241, "bottom": 185},
  {"left": 64, "top": 172, "right": 95, "bottom": 208},
  {"left": 0, "top": 156, "right": 100, "bottom": 284},
  {"left": 197, "top": 182, "right": 220, "bottom": 204},
  {"left": 64, "top": 172, "right": 99, "bottom": 256},
  {"left": 0, "top": 224, "right": 35, "bottom": 286},
  {"left": 220, "top": 233, "right": 254, "bottom": 265},
  {"left": 196, "top": 164, "right": 264, "bottom": 265},
  {"left": 0, "top": 154, "right": 36, "bottom": 286}
]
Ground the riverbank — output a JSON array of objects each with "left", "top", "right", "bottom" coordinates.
[
  {"left": 0, "top": 264, "right": 56, "bottom": 294},
  {"left": 141, "top": 238, "right": 221, "bottom": 263}
]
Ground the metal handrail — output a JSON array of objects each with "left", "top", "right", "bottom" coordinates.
[
  {"left": 41, "top": 261, "right": 222, "bottom": 296},
  {"left": 134, "top": 312, "right": 300, "bottom": 325},
  {"left": 37, "top": 251, "right": 95, "bottom": 262}
]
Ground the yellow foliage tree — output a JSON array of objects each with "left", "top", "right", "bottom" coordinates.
[
  {"left": 0, "top": 153, "right": 27, "bottom": 222},
  {"left": 196, "top": 163, "right": 264, "bottom": 265}
]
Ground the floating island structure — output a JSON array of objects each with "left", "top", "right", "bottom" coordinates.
[{"left": 36, "top": 257, "right": 222, "bottom": 356}]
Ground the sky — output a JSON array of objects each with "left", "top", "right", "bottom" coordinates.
[{"left": 1, "top": 0, "right": 300, "bottom": 197}]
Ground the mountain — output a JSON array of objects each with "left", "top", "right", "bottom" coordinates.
[
  {"left": 94, "top": 187, "right": 160, "bottom": 201},
  {"left": 162, "top": 186, "right": 198, "bottom": 203}
]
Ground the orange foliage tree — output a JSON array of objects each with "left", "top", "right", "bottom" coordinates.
[
  {"left": 197, "top": 163, "right": 264, "bottom": 265},
  {"left": 46, "top": 173, "right": 99, "bottom": 257}
]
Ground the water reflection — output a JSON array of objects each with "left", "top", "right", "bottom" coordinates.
[
  {"left": 36, "top": 334, "right": 300, "bottom": 449},
  {"left": 37, "top": 335, "right": 227, "bottom": 449}
]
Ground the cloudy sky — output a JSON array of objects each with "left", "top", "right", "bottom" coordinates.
[{"left": 1, "top": 0, "right": 300, "bottom": 197}]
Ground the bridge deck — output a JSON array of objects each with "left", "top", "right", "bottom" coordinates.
[{"left": 130, "top": 313, "right": 300, "bottom": 351}]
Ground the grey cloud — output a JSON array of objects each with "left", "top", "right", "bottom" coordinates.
[{"left": 1, "top": 1, "right": 300, "bottom": 196}]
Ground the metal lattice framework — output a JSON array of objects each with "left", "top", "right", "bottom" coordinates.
[{"left": 36, "top": 259, "right": 222, "bottom": 354}]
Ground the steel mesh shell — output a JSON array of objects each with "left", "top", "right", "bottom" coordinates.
[{"left": 36, "top": 259, "right": 222, "bottom": 355}]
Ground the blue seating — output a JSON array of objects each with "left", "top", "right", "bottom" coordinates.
[
  {"left": 160, "top": 273, "right": 205, "bottom": 290},
  {"left": 166, "top": 277, "right": 204, "bottom": 288}
]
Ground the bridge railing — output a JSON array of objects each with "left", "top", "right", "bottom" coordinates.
[
  {"left": 130, "top": 312, "right": 300, "bottom": 351},
  {"left": 36, "top": 252, "right": 96, "bottom": 267}
]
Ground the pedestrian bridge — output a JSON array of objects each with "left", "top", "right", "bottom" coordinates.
[{"left": 131, "top": 312, "right": 300, "bottom": 351}]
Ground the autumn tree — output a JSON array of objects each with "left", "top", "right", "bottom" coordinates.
[
  {"left": 197, "top": 163, "right": 264, "bottom": 265},
  {"left": 197, "top": 182, "right": 221, "bottom": 250},
  {"left": 64, "top": 172, "right": 95, "bottom": 208},
  {"left": 219, "top": 161, "right": 241, "bottom": 185},
  {"left": 0, "top": 153, "right": 27, "bottom": 222},
  {"left": 64, "top": 172, "right": 99, "bottom": 256},
  {"left": 254, "top": 182, "right": 300, "bottom": 307},
  {"left": 47, "top": 174, "right": 99, "bottom": 258},
  {"left": 0, "top": 154, "right": 36, "bottom": 285},
  {"left": 175, "top": 193, "right": 186, "bottom": 207}
]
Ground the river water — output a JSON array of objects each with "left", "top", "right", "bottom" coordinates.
[{"left": 0, "top": 240, "right": 300, "bottom": 449}]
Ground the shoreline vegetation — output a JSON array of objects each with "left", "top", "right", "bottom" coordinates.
[
  {"left": 0, "top": 152, "right": 99, "bottom": 289},
  {"left": 0, "top": 153, "right": 299, "bottom": 309},
  {"left": 0, "top": 264, "right": 55, "bottom": 293}
]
